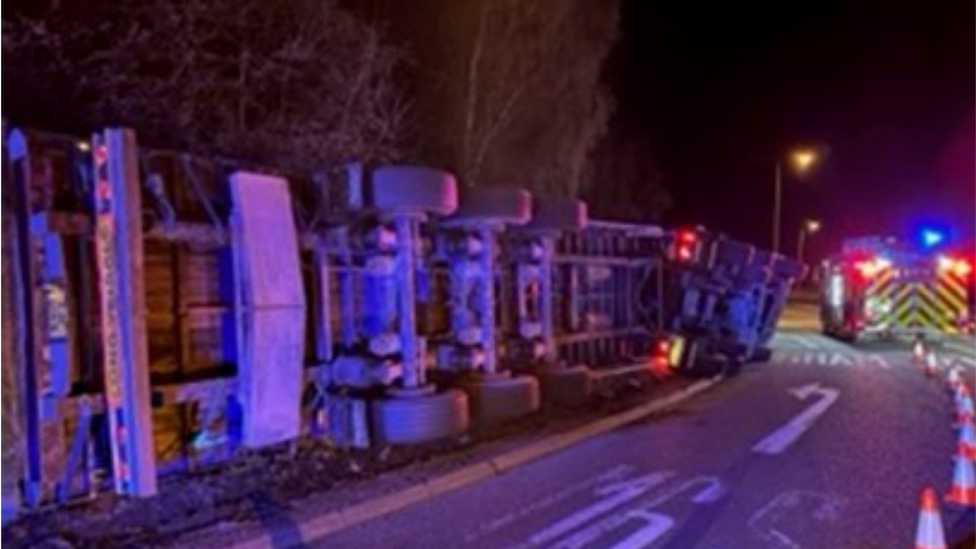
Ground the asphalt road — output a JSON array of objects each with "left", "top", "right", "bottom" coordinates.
[{"left": 315, "top": 306, "right": 976, "bottom": 549}]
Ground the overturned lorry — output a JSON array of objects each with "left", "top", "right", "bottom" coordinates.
[
  {"left": 652, "top": 228, "right": 806, "bottom": 376},
  {"left": 1, "top": 126, "right": 802, "bottom": 518}
]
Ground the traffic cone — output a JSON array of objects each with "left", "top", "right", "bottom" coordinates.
[
  {"left": 913, "top": 338, "right": 927, "bottom": 363},
  {"left": 924, "top": 351, "right": 938, "bottom": 376},
  {"left": 946, "top": 368, "right": 962, "bottom": 391},
  {"left": 913, "top": 487, "right": 947, "bottom": 549},
  {"left": 955, "top": 393, "right": 975, "bottom": 428},
  {"left": 955, "top": 384, "right": 972, "bottom": 409},
  {"left": 957, "top": 421, "right": 976, "bottom": 460},
  {"left": 946, "top": 456, "right": 976, "bottom": 507}
]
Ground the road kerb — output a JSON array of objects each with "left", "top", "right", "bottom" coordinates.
[
  {"left": 425, "top": 462, "right": 497, "bottom": 496},
  {"left": 202, "top": 374, "right": 723, "bottom": 549}
]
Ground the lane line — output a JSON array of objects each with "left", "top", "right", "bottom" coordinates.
[
  {"left": 794, "top": 335, "right": 819, "bottom": 350},
  {"left": 753, "top": 384, "right": 840, "bottom": 455}
]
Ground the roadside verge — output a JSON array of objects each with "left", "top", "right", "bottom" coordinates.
[{"left": 178, "top": 375, "right": 724, "bottom": 549}]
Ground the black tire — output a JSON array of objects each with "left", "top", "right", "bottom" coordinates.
[
  {"left": 449, "top": 186, "right": 532, "bottom": 225},
  {"left": 370, "top": 166, "right": 458, "bottom": 216},
  {"left": 464, "top": 375, "right": 541, "bottom": 421},
  {"left": 528, "top": 198, "right": 588, "bottom": 231},
  {"left": 371, "top": 389, "right": 469, "bottom": 445},
  {"left": 540, "top": 366, "right": 593, "bottom": 407}
]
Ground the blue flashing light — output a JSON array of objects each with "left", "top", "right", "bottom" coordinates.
[{"left": 921, "top": 229, "right": 945, "bottom": 248}]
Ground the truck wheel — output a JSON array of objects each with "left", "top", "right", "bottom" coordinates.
[
  {"left": 371, "top": 389, "right": 469, "bottom": 445},
  {"left": 370, "top": 166, "right": 458, "bottom": 217},
  {"left": 540, "top": 365, "right": 593, "bottom": 407},
  {"left": 463, "top": 374, "right": 541, "bottom": 421},
  {"left": 449, "top": 186, "right": 532, "bottom": 226},
  {"left": 527, "top": 198, "right": 588, "bottom": 231}
]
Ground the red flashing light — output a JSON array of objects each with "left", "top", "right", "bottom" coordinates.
[
  {"left": 854, "top": 257, "right": 891, "bottom": 279},
  {"left": 938, "top": 255, "right": 973, "bottom": 279},
  {"left": 956, "top": 260, "right": 973, "bottom": 278}
]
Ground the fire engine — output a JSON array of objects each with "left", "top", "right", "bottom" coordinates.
[{"left": 819, "top": 235, "right": 973, "bottom": 341}]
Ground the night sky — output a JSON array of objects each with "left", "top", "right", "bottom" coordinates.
[{"left": 614, "top": 1, "right": 975, "bottom": 258}]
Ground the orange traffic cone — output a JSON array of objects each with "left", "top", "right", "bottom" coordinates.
[
  {"left": 955, "top": 393, "right": 975, "bottom": 428},
  {"left": 957, "top": 421, "right": 976, "bottom": 460},
  {"left": 913, "top": 338, "right": 927, "bottom": 363},
  {"left": 955, "top": 384, "right": 972, "bottom": 411},
  {"left": 946, "top": 368, "right": 962, "bottom": 391},
  {"left": 924, "top": 351, "right": 938, "bottom": 376},
  {"left": 913, "top": 487, "right": 947, "bottom": 549},
  {"left": 947, "top": 456, "right": 976, "bottom": 507}
]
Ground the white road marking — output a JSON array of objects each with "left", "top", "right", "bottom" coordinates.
[
  {"left": 753, "top": 383, "right": 840, "bottom": 455},
  {"left": 828, "top": 353, "right": 855, "bottom": 367},
  {"left": 466, "top": 465, "right": 635, "bottom": 543},
  {"left": 548, "top": 476, "right": 724, "bottom": 549},
  {"left": 748, "top": 491, "right": 847, "bottom": 549},
  {"left": 794, "top": 335, "right": 818, "bottom": 350},
  {"left": 550, "top": 509, "right": 674, "bottom": 549},
  {"left": 605, "top": 512, "right": 674, "bottom": 549},
  {"left": 783, "top": 350, "right": 892, "bottom": 369},
  {"left": 520, "top": 471, "right": 674, "bottom": 548},
  {"left": 945, "top": 340, "right": 976, "bottom": 358},
  {"left": 863, "top": 354, "right": 891, "bottom": 369},
  {"left": 802, "top": 352, "right": 829, "bottom": 366}
]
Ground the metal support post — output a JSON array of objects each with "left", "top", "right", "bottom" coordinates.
[
  {"left": 3, "top": 124, "right": 25, "bottom": 521},
  {"left": 394, "top": 216, "right": 423, "bottom": 388},
  {"left": 91, "top": 128, "right": 158, "bottom": 497},
  {"left": 539, "top": 236, "right": 556, "bottom": 362},
  {"left": 477, "top": 226, "right": 498, "bottom": 373}
]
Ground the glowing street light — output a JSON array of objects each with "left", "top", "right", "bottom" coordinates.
[
  {"left": 797, "top": 218, "right": 822, "bottom": 265},
  {"left": 773, "top": 147, "right": 821, "bottom": 253},
  {"left": 790, "top": 149, "right": 818, "bottom": 174}
]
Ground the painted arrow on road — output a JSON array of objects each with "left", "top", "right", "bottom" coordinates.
[{"left": 752, "top": 383, "right": 840, "bottom": 455}]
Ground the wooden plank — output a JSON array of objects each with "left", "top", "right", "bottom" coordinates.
[
  {"left": 92, "top": 129, "right": 157, "bottom": 497},
  {"left": 30, "top": 216, "right": 72, "bottom": 501},
  {"left": 42, "top": 213, "right": 227, "bottom": 249},
  {"left": 2, "top": 123, "right": 23, "bottom": 522}
]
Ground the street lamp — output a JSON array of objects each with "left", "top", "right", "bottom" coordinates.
[
  {"left": 772, "top": 148, "right": 819, "bottom": 253},
  {"left": 796, "top": 218, "right": 821, "bottom": 265}
]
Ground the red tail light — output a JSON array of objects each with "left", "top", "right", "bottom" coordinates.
[
  {"left": 656, "top": 340, "right": 670, "bottom": 355},
  {"left": 673, "top": 230, "right": 698, "bottom": 262}
]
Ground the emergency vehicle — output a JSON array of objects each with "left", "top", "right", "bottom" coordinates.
[{"left": 819, "top": 236, "right": 973, "bottom": 341}]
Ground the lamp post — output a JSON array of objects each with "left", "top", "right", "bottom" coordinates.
[
  {"left": 772, "top": 148, "right": 818, "bottom": 253},
  {"left": 796, "top": 218, "right": 821, "bottom": 265}
]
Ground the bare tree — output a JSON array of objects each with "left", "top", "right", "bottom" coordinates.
[
  {"left": 585, "top": 123, "right": 673, "bottom": 222},
  {"left": 368, "top": 0, "right": 620, "bottom": 196},
  {"left": 4, "top": 0, "right": 409, "bottom": 171}
]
